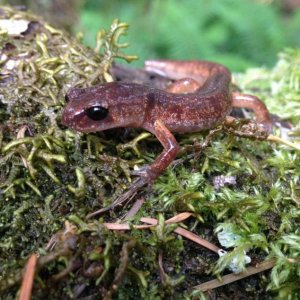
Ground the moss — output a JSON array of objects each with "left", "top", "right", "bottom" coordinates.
[{"left": 0, "top": 5, "right": 300, "bottom": 300}]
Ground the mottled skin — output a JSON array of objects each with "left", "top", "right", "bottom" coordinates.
[{"left": 62, "top": 60, "right": 271, "bottom": 182}]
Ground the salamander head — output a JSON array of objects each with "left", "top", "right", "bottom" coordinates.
[{"left": 62, "top": 82, "right": 148, "bottom": 133}]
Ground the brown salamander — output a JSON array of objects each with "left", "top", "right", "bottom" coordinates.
[{"left": 62, "top": 60, "right": 271, "bottom": 212}]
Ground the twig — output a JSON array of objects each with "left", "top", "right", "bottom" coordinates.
[
  {"left": 267, "top": 134, "right": 300, "bottom": 150},
  {"left": 103, "top": 213, "right": 220, "bottom": 253},
  {"left": 124, "top": 197, "right": 145, "bottom": 219},
  {"left": 19, "top": 254, "right": 37, "bottom": 300},
  {"left": 191, "top": 259, "right": 275, "bottom": 292},
  {"left": 141, "top": 217, "right": 220, "bottom": 253},
  {"left": 86, "top": 178, "right": 146, "bottom": 219},
  {"left": 158, "top": 250, "right": 166, "bottom": 285}
]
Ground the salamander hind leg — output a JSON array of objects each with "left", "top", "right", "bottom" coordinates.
[{"left": 232, "top": 92, "right": 273, "bottom": 133}]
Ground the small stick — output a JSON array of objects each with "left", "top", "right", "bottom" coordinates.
[
  {"left": 19, "top": 254, "right": 38, "bottom": 300},
  {"left": 124, "top": 197, "right": 145, "bottom": 219},
  {"left": 86, "top": 178, "right": 145, "bottom": 219},
  {"left": 192, "top": 259, "right": 275, "bottom": 292},
  {"left": 141, "top": 216, "right": 220, "bottom": 253},
  {"left": 267, "top": 134, "right": 300, "bottom": 150},
  {"left": 158, "top": 250, "right": 166, "bottom": 284}
]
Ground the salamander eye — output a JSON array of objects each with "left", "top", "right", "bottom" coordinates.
[{"left": 85, "top": 106, "right": 109, "bottom": 121}]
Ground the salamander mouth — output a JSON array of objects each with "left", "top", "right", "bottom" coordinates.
[
  {"left": 61, "top": 112, "right": 87, "bottom": 132},
  {"left": 61, "top": 108, "right": 70, "bottom": 127},
  {"left": 61, "top": 104, "right": 83, "bottom": 128}
]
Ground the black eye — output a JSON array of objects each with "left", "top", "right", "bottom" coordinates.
[
  {"left": 85, "top": 106, "right": 108, "bottom": 121},
  {"left": 65, "top": 94, "right": 69, "bottom": 102}
]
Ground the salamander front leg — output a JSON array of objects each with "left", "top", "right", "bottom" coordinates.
[
  {"left": 146, "top": 120, "right": 180, "bottom": 180},
  {"left": 86, "top": 120, "right": 180, "bottom": 218},
  {"left": 133, "top": 120, "right": 180, "bottom": 182},
  {"left": 232, "top": 92, "right": 273, "bottom": 132}
]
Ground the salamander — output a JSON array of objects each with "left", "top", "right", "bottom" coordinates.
[{"left": 62, "top": 60, "right": 271, "bottom": 205}]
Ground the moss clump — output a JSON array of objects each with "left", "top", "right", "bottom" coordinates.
[{"left": 0, "top": 5, "right": 300, "bottom": 300}]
